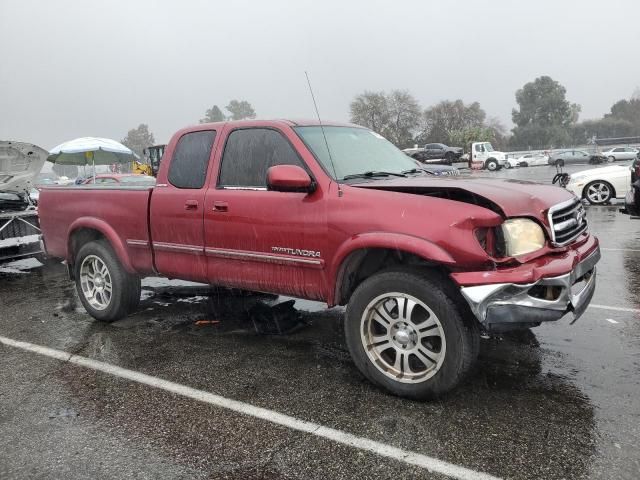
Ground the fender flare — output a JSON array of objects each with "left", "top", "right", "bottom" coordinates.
[
  {"left": 328, "top": 232, "right": 456, "bottom": 305},
  {"left": 66, "top": 217, "right": 136, "bottom": 273}
]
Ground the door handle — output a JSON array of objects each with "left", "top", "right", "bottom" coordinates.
[
  {"left": 213, "top": 201, "right": 228, "bottom": 212},
  {"left": 184, "top": 200, "right": 199, "bottom": 210}
]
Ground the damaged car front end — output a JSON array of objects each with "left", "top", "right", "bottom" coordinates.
[
  {"left": 0, "top": 141, "right": 48, "bottom": 263},
  {"left": 453, "top": 197, "right": 599, "bottom": 332}
]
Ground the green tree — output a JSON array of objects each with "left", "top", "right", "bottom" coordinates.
[
  {"left": 510, "top": 76, "right": 580, "bottom": 149},
  {"left": 383, "top": 90, "right": 421, "bottom": 148},
  {"left": 349, "top": 91, "right": 390, "bottom": 133},
  {"left": 225, "top": 100, "right": 256, "bottom": 120},
  {"left": 606, "top": 98, "right": 640, "bottom": 126},
  {"left": 510, "top": 124, "right": 571, "bottom": 150},
  {"left": 121, "top": 124, "right": 155, "bottom": 157},
  {"left": 448, "top": 126, "right": 497, "bottom": 152},
  {"left": 200, "top": 105, "right": 226, "bottom": 123},
  {"left": 420, "top": 100, "right": 486, "bottom": 144},
  {"left": 570, "top": 117, "right": 636, "bottom": 145}
]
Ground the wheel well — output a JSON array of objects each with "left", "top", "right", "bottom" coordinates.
[
  {"left": 68, "top": 228, "right": 105, "bottom": 266},
  {"left": 582, "top": 180, "right": 616, "bottom": 199},
  {"left": 335, "top": 248, "right": 450, "bottom": 306}
]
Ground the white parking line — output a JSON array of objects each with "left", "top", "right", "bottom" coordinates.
[
  {"left": 590, "top": 304, "right": 640, "bottom": 314},
  {"left": 606, "top": 319, "right": 619, "bottom": 324},
  {"left": 0, "top": 335, "right": 501, "bottom": 480}
]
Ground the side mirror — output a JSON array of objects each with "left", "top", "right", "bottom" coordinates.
[{"left": 267, "top": 165, "right": 315, "bottom": 193}]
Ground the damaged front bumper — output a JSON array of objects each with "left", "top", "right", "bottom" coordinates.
[
  {"left": 0, "top": 210, "right": 43, "bottom": 262},
  {"left": 458, "top": 244, "right": 600, "bottom": 331}
]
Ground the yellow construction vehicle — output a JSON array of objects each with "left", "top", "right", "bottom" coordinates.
[{"left": 131, "top": 159, "right": 153, "bottom": 176}]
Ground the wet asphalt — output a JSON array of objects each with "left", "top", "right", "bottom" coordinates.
[{"left": 1, "top": 163, "right": 639, "bottom": 480}]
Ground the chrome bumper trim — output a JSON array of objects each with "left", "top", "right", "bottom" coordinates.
[{"left": 460, "top": 247, "right": 600, "bottom": 326}]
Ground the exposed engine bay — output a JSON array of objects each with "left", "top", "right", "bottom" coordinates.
[{"left": 0, "top": 141, "right": 48, "bottom": 262}]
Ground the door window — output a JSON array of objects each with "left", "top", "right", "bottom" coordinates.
[
  {"left": 168, "top": 130, "right": 216, "bottom": 189},
  {"left": 218, "top": 128, "right": 305, "bottom": 188}
]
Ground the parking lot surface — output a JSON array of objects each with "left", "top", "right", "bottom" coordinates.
[{"left": 1, "top": 164, "right": 639, "bottom": 480}]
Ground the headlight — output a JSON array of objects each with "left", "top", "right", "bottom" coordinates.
[{"left": 501, "top": 218, "right": 545, "bottom": 256}]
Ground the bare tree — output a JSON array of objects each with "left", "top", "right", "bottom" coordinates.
[
  {"left": 384, "top": 90, "right": 421, "bottom": 147},
  {"left": 349, "top": 91, "right": 390, "bottom": 133}
]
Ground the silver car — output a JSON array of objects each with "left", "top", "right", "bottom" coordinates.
[
  {"left": 548, "top": 150, "right": 605, "bottom": 166},
  {"left": 601, "top": 146, "right": 639, "bottom": 162}
]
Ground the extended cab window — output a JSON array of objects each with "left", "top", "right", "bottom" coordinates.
[
  {"left": 168, "top": 130, "right": 216, "bottom": 189},
  {"left": 218, "top": 128, "right": 304, "bottom": 188}
]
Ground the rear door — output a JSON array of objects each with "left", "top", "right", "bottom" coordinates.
[
  {"left": 150, "top": 129, "right": 217, "bottom": 282},
  {"left": 203, "top": 126, "right": 327, "bottom": 299}
]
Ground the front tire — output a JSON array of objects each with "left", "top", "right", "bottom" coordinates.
[
  {"left": 555, "top": 159, "right": 565, "bottom": 167},
  {"left": 485, "top": 158, "right": 499, "bottom": 171},
  {"left": 608, "top": 156, "right": 615, "bottom": 163},
  {"left": 584, "top": 180, "right": 614, "bottom": 205},
  {"left": 74, "top": 240, "right": 140, "bottom": 322},
  {"left": 444, "top": 152, "right": 454, "bottom": 165},
  {"left": 344, "top": 270, "right": 478, "bottom": 400}
]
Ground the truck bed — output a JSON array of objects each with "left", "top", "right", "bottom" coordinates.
[{"left": 38, "top": 186, "right": 155, "bottom": 274}]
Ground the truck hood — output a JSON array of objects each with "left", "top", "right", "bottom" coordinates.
[
  {"left": 349, "top": 175, "right": 576, "bottom": 218},
  {"left": 0, "top": 141, "right": 48, "bottom": 193}
]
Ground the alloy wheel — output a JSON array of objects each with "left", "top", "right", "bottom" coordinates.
[
  {"left": 360, "top": 293, "right": 446, "bottom": 384},
  {"left": 586, "top": 182, "right": 611, "bottom": 204},
  {"left": 79, "top": 254, "right": 113, "bottom": 310}
]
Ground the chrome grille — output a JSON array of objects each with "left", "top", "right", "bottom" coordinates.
[{"left": 548, "top": 198, "right": 588, "bottom": 247}]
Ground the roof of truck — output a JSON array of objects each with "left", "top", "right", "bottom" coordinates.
[{"left": 195, "top": 119, "right": 362, "bottom": 129}]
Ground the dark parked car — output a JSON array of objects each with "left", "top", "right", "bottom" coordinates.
[
  {"left": 621, "top": 158, "right": 640, "bottom": 217},
  {"left": 548, "top": 150, "right": 606, "bottom": 166},
  {"left": 410, "top": 143, "right": 463, "bottom": 165}
]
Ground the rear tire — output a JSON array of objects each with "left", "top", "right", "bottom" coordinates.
[
  {"left": 344, "top": 269, "right": 478, "bottom": 400},
  {"left": 74, "top": 240, "right": 140, "bottom": 322},
  {"left": 555, "top": 159, "right": 565, "bottom": 167}
]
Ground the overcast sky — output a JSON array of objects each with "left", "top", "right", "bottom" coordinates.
[{"left": 1, "top": 0, "right": 639, "bottom": 149}]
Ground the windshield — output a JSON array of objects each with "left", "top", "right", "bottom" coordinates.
[
  {"left": 482, "top": 142, "right": 494, "bottom": 152},
  {"left": 294, "top": 126, "right": 418, "bottom": 180}
]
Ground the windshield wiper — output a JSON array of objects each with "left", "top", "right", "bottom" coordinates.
[
  {"left": 342, "top": 171, "right": 407, "bottom": 181},
  {"left": 401, "top": 168, "right": 432, "bottom": 175}
]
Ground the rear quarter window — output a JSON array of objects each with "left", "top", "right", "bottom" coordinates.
[{"left": 168, "top": 130, "right": 216, "bottom": 189}]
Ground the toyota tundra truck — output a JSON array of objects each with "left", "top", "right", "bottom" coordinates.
[{"left": 39, "top": 120, "right": 600, "bottom": 399}]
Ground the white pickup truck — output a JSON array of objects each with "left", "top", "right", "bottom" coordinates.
[{"left": 468, "top": 142, "right": 508, "bottom": 171}]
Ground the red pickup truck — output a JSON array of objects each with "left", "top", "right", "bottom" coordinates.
[{"left": 39, "top": 120, "right": 600, "bottom": 399}]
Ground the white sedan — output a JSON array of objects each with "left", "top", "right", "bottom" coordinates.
[
  {"left": 565, "top": 164, "right": 632, "bottom": 205},
  {"left": 517, "top": 153, "right": 550, "bottom": 167}
]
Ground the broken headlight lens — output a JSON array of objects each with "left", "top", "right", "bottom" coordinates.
[{"left": 501, "top": 218, "right": 545, "bottom": 257}]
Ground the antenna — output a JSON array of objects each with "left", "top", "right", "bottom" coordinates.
[{"left": 304, "top": 71, "right": 342, "bottom": 195}]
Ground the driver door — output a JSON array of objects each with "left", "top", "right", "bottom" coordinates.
[{"left": 204, "top": 126, "right": 327, "bottom": 300}]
